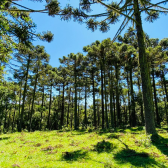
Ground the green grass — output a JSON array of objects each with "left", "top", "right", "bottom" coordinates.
[{"left": 0, "top": 127, "right": 168, "bottom": 168}]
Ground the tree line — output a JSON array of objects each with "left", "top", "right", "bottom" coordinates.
[
  {"left": 0, "top": 0, "right": 168, "bottom": 136},
  {"left": 1, "top": 27, "right": 168, "bottom": 133}
]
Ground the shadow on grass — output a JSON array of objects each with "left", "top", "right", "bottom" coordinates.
[
  {"left": 71, "top": 131, "right": 86, "bottom": 135},
  {"left": 93, "top": 140, "right": 114, "bottom": 153},
  {"left": 107, "top": 133, "right": 120, "bottom": 139},
  {"left": 152, "top": 134, "right": 168, "bottom": 158},
  {"left": 114, "top": 148, "right": 165, "bottom": 167},
  {"left": 0, "top": 137, "right": 10, "bottom": 141},
  {"left": 61, "top": 150, "right": 88, "bottom": 161},
  {"left": 97, "top": 127, "right": 143, "bottom": 136},
  {"left": 113, "top": 138, "right": 166, "bottom": 168}
]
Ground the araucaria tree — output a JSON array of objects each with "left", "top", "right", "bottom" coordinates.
[
  {"left": 1, "top": 0, "right": 168, "bottom": 135},
  {"left": 56, "top": 0, "right": 168, "bottom": 135}
]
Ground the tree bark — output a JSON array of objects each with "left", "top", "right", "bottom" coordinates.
[
  {"left": 134, "top": 0, "right": 157, "bottom": 135},
  {"left": 137, "top": 75, "right": 144, "bottom": 125}
]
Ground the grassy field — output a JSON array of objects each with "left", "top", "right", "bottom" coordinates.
[{"left": 0, "top": 127, "right": 168, "bottom": 168}]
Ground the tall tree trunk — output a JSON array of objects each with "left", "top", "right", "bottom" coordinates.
[
  {"left": 67, "top": 87, "right": 71, "bottom": 127},
  {"left": 162, "top": 70, "right": 168, "bottom": 101},
  {"left": 115, "top": 64, "right": 120, "bottom": 126},
  {"left": 40, "top": 86, "right": 45, "bottom": 130},
  {"left": 109, "top": 69, "right": 114, "bottom": 128},
  {"left": 137, "top": 74, "right": 144, "bottom": 125},
  {"left": 164, "top": 97, "right": 168, "bottom": 126},
  {"left": 71, "top": 91, "right": 74, "bottom": 129},
  {"left": 161, "top": 70, "right": 168, "bottom": 125},
  {"left": 29, "top": 70, "right": 39, "bottom": 131},
  {"left": 101, "top": 64, "right": 104, "bottom": 129},
  {"left": 61, "top": 83, "right": 65, "bottom": 128},
  {"left": 74, "top": 59, "right": 78, "bottom": 130},
  {"left": 78, "top": 91, "right": 80, "bottom": 127},
  {"left": 4, "top": 103, "right": 8, "bottom": 131},
  {"left": 130, "top": 64, "right": 136, "bottom": 127},
  {"left": 18, "top": 81, "right": 22, "bottom": 119},
  {"left": 12, "top": 100, "right": 17, "bottom": 132},
  {"left": 152, "top": 67, "right": 160, "bottom": 126},
  {"left": 97, "top": 101, "right": 100, "bottom": 127},
  {"left": 134, "top": 0, "right": 156, "bottom": 135},
  {"left": 84, "top": 77, "right": 87, "bottom": 128},
  {"left": 104, "top": 69, "right": 109, "bottom": 128},
  {"left": 92, "top": 70, "right": 96, "bottom": 128},
  {"left": 7, "top": 106, "right": 11, "bottom": 132},
  {"left": 20, "top": 54, "right": 31, "bottom": 132},
  {"left": 113, "top": 93, "right": 116, "bottom": 128},
  {"left": 127, "top": 72, "right": 131, "bottom": 126},
  {"left": 48, "top": 85, "right": 52, "bottom": 130}
]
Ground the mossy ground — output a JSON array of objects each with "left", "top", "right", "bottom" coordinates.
[{"left": 0, "top": 127, "right": 168, "bottom": 168}]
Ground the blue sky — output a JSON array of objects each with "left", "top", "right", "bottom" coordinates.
[{"left": 16, "top": 0, "right": 168, "bottom": 68}]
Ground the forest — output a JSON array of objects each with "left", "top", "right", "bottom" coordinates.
[{"left": 1, "top": 0, "right": 168, "bottom": 167}]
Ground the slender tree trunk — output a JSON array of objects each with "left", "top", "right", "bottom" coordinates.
[
  {"left": 84, "top": 77, "right": 87, "bottom": 128},
  {"left": 162, "top": 70, "right": 168, "bottom": 101},
  {"left": 134, "top": 0, "right": 156, "bottom": 135},
  {"left": 20, "top": 54, "right": 31, "bottom": 132},
  {"left": 40, "top": 86, "right": 45, "bottom": 130},
  {"left": 137, "top": 75, "right": 145, "bottom": 125},
  {"left": 12, "top": 100, "right": 17, "bottom": 132},
  {"left": 27, "top": 99, "right": 31, "bottom": 127},
  {"left": 164, "top": 97, "right": 168, "bottom": 126},
  {"left": 67, "top": 87, "right": 71, "bottom": 127},
  {"left": 125, "top": 106, "right": 128, "bottom": 125},
  {"left": 4, "top": 103, "right": 8, "bottom": 131},
  {"left": 92, "top": 70, "right": 96, "bottom": 128},
  {"left": 78, "top": 91, "right": 80, "bottom": 127},
  {"left": 74, "top": 59, "right": 78, "bottom": 130},
  {"left": 29, "top": 70, "right": 39, "bottom": 131},
  {"left": 104, "top": 69, "right": 109, "bottom": 128},
  {"left": 161, "top": 71, "right": 168, "bottom": 125},
  {"left": 18, "top": 81, "right": 22, "bottom": 119},
  {"left": 127, "top": 72, "right": 131, "bottom": 126},
  {"left": 152, "top": 67, "right": 160, "bottom": 126},
  {"left": 48, "top": 85, "right": 52, "bottom": 130},
  {"left": 130, "top": 64, "right": 136, "bottom": 127},
  {"left": 97, "top": 103, "right": 100, "bottom": 127},
  {"left": 101, "top": 64, "right": 104, "bottom": 129},
  {"left": 61, "top": 83, "right": 65, "bottom": 128},
  {"left": 109, "top": 70, "right": 114, "bottom": 128},
  {"left": 115, "top": 64, "right": 120, "bottom": 127},
  {"left": 71, "top": 91, "right": 74, "bottom": 129},
  {"left": 113, "top": 93, "right": 116, "bottom": 128},
  {"left": 7, "top": 106, "right": 11, "bottom": 132}
]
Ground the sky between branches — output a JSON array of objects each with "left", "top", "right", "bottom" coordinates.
[{"left": 16, "top": 0, "right": 168, "bottom": 68}]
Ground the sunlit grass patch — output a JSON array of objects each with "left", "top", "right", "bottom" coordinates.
[{"left": 0, "top": 128, "right": 168, "bottom": 167}]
